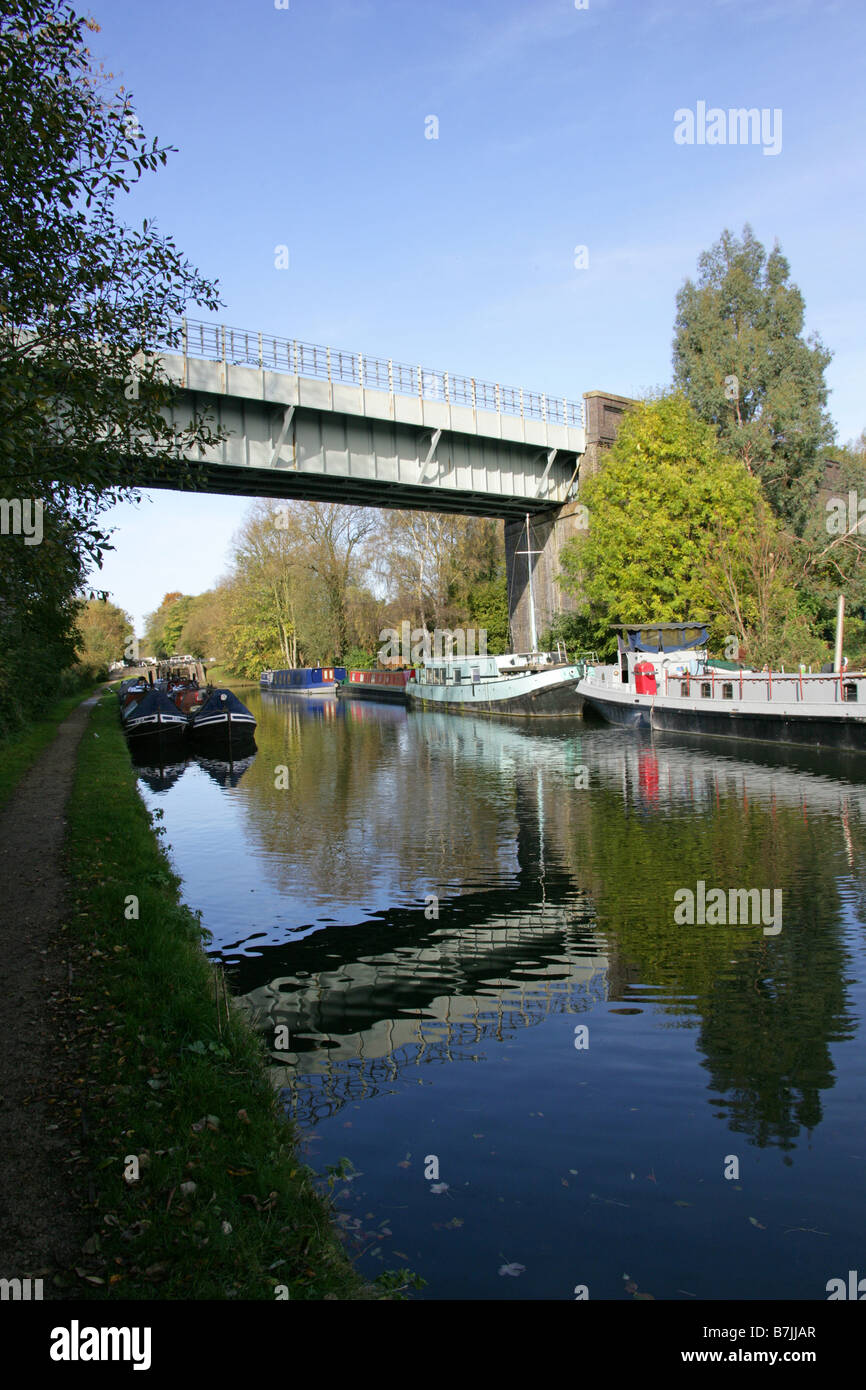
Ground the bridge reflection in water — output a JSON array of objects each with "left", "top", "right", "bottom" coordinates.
[{"left": 237, "top": 897, "right": 609, "bottom": 1126}]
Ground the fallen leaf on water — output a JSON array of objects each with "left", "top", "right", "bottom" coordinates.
[
  {"left": 625, "top": 1280, "right": 638, "bottom": 1294},
  {"left": 499, "top": 1262, "right": 525, "bottom": 1277},
  {"left": 748, "top": 1217, "right": 766, "bottom": 1229},
  {"left": 634, "top": 1292, "right": 655, "bottom": 1300},
  {"left": 674, "top": 1200, "right": 692, "bottom": 1208}
]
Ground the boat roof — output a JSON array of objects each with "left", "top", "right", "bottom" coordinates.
[
  {"left": 610, "top": 622, "right": 710, "bottom": 632},
  {"left": 612, "top": 622, "right": 709, "bottom": 653}
]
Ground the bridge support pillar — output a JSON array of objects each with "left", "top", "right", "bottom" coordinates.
[{"left": 504, "top": 389, "right": 633, "bottom": 650}]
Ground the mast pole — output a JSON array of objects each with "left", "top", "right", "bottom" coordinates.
[
  {"left": 525, "top": 513, "right": 538, "bottom": 653},
  {"left": 834, "top": 593, "right": 845, "bottom": 673}
]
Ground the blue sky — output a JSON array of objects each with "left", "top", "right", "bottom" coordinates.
[{"left": 86, "top": 0, "right": 866, "bottom": 633}]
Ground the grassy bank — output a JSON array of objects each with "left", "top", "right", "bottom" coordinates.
[
  {"left": 58, "top": 691, "right": 387, "bottom": 1300},
  {"left": 0, "top": 687, "right": 101, "bottom": 811},
  {"left": 204, "top": 663, "right": 258, "bottom": 688}
]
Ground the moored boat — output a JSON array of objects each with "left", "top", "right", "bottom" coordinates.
[
  {"left": 121, "top": 687, "right": 189, "bottom": 749},
  {"left": 406, "top": 651, "right": 584, "bottom": 717},
  {"left": 576, "top": 622, "right": 866, "bottom": 753},
  {"left": 188, "top": 688, "right": 257, "bottom": 745},
  {"left": 260, "top": 666, "right": 347, "bottom": 695},
  {"left": 337, "top": 668, "right": 414, "bottom": 704}
]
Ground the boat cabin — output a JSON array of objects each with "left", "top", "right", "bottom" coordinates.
[
  {"left": 611, "top": 623, "right": 709, "bottom": 687},
  {"left": 415, "top": 655, "right": 500, "bottom": 686},
  {"left": 415, "top": 651, "right": 565, "bottom": 686}
]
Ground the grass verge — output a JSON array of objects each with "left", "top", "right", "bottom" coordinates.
[
  {"left": 204, "top": 664, "right": 258, "bottom": 688},
  {"left": 0, "top": 688, "right": 100, "bottom": 811},
  {"left": 57, "top": 691, "right": 389, "bottom": 1300}
]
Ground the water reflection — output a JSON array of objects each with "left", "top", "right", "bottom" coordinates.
[{"left": 136, "top": 689, "right": 866, "bottom": 1299}]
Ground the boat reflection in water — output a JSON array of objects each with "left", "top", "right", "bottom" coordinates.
[
  {"left": 129, "top": 748, "right": 189, "bottom": 795},
  {"left": 261, "top": 689, "right": 340, "bottom": 721},
  {"left": 194, "top": 749, "right": 258, "bottom": 789}
]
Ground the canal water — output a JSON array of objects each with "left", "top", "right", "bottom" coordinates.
[{"left": 135, "top": 686, "right": 866, "bottom": 1300}]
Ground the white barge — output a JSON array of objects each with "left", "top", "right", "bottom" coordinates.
[
  {"left": 406, "top": 651, "right": 583, "bottom": 717},
  {"left": 577, "top": 623, "right": 866, "bottom": 753}
]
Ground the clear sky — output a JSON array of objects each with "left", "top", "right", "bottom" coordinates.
[{"left": 84, "top": 0, "right": 866, "bottom": 633}]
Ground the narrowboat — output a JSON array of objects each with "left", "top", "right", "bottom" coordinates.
[
  {"left": 336, "top": 668, "right": 415, "bottom": 704},
  {"left": 188, "top": 688, "right": 257, "bottom": 745},
  {"left": 576, "top": 622, "right": 866, "bottom": 753},
  {"left": 406, "top": 651, "right": 584, "bottom": 717},
  {"left": 121, "top": 687, "right": 189, "bottom": 749},
  {"left": 260, "top": 666, "right": 347, "bottom": 695}
]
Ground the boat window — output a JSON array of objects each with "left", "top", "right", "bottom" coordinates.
[
  {"left": 471, "top": 667, "right": 480, "bottom": 682},
  {"left": 680, "top": 682, "right": 689, "bottom": 697},
  {"left": 701, "top": 682, "right": 711, "bottom": 698},
  {"left": 722, "top": 683, "right": 733, "bottom": 699},
  {"left": 844, "top": 683, "right": 858, "bottom": 702}
]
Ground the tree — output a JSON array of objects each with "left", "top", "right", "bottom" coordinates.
[
  {"left": 377, "top": 510, "right": 508, "bottom": 648},
  {"left": 74, "top": 596, "right": 133, "bottom": 671},
  {"left": 703, "top": 509, "right": 827, "bottom": 669},
  {"left": 0, "top": 0, "right": 222, "bottom": 729},
  {"left": 179, "top": 590, "right": 222, "bottom": 660},
  {"left": 558, "top": 393, "right": 810, "bottom": 662},
  {"left": 143, "top": 589, "right": 183, "bottom": 658},
  {"left": 298, "top": 502, "right": 378, "bottom": 660},
  {"left": 673, "top": 225, "right": 833, "bottom": 534}
]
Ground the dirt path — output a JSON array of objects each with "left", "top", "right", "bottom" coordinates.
[{"left": 0, "top": 693, "right": 102, "bottom": 1292}]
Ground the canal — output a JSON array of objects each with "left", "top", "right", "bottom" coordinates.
[{"left": 134, "top": 686, "right": 866, "bottom": 1300}]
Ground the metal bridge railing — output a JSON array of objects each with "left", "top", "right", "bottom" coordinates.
[{"left": 151, "top": 316, "right": 583, "bottom": 428}]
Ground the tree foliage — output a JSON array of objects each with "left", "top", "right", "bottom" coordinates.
[
  {"left": 673, "top": 225, "right": 834, "bottom": 534},
  {"left": 74, "top": 596, "right": 132, "bottom": 672},
  {"left": 0, "top": 0, "right": 221, "bottom": 730},
  {"left": 558, "top": 393, "right": 821, "bottom": 665}
]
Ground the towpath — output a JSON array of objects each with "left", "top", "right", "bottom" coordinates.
[{"left": 0, "top": 693, "right": 102, "bottom": 1294}]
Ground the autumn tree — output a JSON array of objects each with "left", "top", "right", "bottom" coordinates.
[{"left": 74, "top": 597, "right": 133, "bottom": 672}]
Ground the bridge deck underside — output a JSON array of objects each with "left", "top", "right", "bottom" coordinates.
[
  {"left": 138, "top": 458, "right": 563, "bottom": 518},
  {"left": 162, "top": 389, "right": 579, "bottom": 519}
]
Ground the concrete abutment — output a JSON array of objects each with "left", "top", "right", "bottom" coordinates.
[{"left": 505, "top": 390, "right": 634, "bottom": 650}]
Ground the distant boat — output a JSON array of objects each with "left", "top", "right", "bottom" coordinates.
[
  {"left": 406, "top": 651, "right": 583, "bottom": 717},
  {"left": 188, "top": 688, "right": 257, "bottom": 745},
  {"left": 337, "top": 669, "right": 414, "bottom": 704},
  {"left": 170, "top": 684, "right": 207, "bottom": 717},
  {"left": 260, "top": 666, "right": 347, "bottom": 695}
]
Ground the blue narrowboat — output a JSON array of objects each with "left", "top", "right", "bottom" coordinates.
[{"left": 260, "top": 666, "right": 347, "bottom": 695}]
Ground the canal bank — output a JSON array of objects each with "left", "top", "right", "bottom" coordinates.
[{"left": 0, "top": 688, "right": 389, "bottom": 1300}]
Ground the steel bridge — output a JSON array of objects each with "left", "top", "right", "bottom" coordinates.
[{"left": 147, "top": 317, "right": 589, "bottom": 519}]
